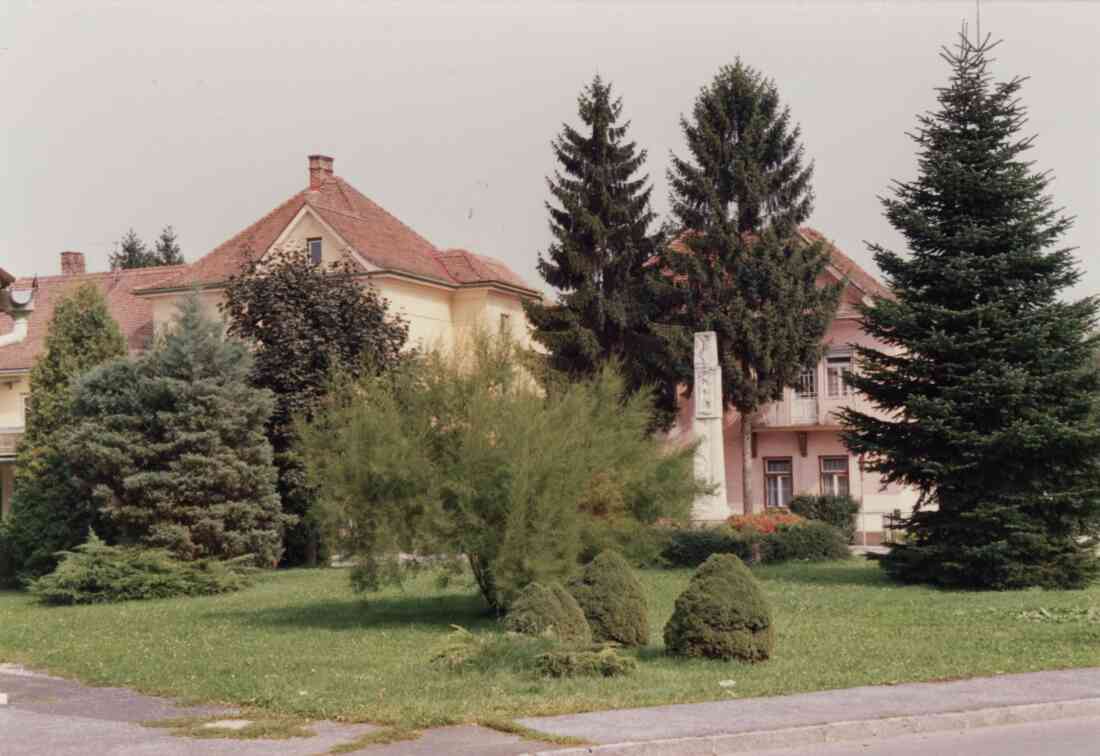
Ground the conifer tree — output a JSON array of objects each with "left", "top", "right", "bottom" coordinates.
[
  {"left": 524, "top": 76, "right": 678, "bottom": 428},
  {"left": 663, "top": 61, "right": 840, "bottom": 511},
  {"left": 2, "top": 284, "right": 127, "bottom": 577},
  {"left": 109, "top": 229, "right": 158, "bottom": 270},
  {"left": 841, "top": 32, "right": 1100, "bottom": 589},
  {"left": 61, "top": 293, "right": 290, "bottom": 564},
  {"left": 154, "top": 225, "right": 184, "bottom": 266}
]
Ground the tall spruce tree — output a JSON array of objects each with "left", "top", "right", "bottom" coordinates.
[
  {"left": 840, "top": 32, "right": 1100, "bottom": 589},
  {"left": 109, "top": 229, "right": 158, "bottom": 270},
  {"left": 523, "top": 75, "right": 678, "bottom": 428},
  {"left": 154, "top": 225, "right": 185, "bottom": 265},
  {"left": 61, "top": 293, "right": 290, "bottom": 564},
  {"left": 663, "top": 60, "right": 840, "bottom": 512},
  {"left": 2, "top": 284, "right": 127, "bottom": 578}
]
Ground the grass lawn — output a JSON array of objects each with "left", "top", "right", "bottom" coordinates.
[{"left": 1, "top": 560, "right": 1098, "bottom": 729}]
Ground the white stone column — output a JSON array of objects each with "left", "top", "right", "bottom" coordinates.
[{"left": 691, "top": 332, "right": 729, "bottom": 521}]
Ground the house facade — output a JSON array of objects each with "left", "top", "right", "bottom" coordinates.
[
  {"left": 670, "top": 230, "right": 918, "bottom": 542},
  {"left": 0, "top": 154, "right": 540, "bottom": 519},
  {"left": 2, "top": 157, "right": 915, "bottom": 541}
]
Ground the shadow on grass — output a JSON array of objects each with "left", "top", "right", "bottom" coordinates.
[
  {"left": 201, "top": 592, "right": 496, "bottom": 632},
  {"left": 756, "top": 561, "right": 893, "bottom": 589}
]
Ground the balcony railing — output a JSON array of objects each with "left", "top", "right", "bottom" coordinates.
[
  {"left": 756, "top": 389, "right": 878, "bottom": 429},
  {"left": 0, "top": 427, "right": 23, "bottom": 457}
]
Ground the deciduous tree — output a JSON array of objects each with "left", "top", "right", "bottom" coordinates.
[{"left": 221, "top": 244, "right": 409, "bottom": 566}]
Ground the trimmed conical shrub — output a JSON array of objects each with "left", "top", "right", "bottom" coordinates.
[
  {"left": 663, "top": 553, "right": 774, "bottom": 661},
  {"left": 568, "top": 550, "right": 649, "bottom": 646},
  {"left": 503, "top": 581, "right": 592, "bottom": 645}
]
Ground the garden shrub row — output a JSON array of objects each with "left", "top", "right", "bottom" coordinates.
[{"left": 660, "top": 521, "right": 850, "bottom": 568}]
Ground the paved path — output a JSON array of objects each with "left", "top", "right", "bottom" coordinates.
[
  {"left": 3, "top": 663, "right": 1099, "bottom": 754},
  {"left": 0, "top": 664, "right": 554, "bottom": 755}
]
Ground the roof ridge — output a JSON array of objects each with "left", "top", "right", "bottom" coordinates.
[
  {"left": 336, "top": 177, "right": 441, "bottom": 252},
  {"left": 150, "top": 191, "right": 308, "bottom": 290},
  {"left": 13, "top": 263, "right": 188, "bottom": 285}
]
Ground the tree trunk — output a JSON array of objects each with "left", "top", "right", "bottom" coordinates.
[{"left": 742, "top": 414, "right": 754, "bottom": 514}]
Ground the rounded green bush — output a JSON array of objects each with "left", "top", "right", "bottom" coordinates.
[
  {"left": 663, "top": 553, "right": 774, "bottom": 661},
  {"left": 503, "top": 581, "right": 592, "bottom": 645},
  {"left": 568, "top": 550, "right": 649, "bottom": 646}
]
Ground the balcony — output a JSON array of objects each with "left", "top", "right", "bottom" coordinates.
[
  {"left": 0, "top": 427, "right": 23, "bottom": 458},
  {"left": 758, "top": 390, "right": 874, "bottom": 428}
]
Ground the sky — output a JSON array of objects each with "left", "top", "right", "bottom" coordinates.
[{"left": 2, "top": 1, "right": 1097, "bottom": 298}]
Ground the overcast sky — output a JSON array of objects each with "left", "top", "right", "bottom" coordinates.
[{"left": 2, "top": 1, "right": 1097, "bottom": 298}]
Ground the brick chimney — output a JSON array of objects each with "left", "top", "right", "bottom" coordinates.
[
  {"left": 308, "top": 154, "right": 334, "bottom": 189},
  {"left": 60, "top": 251, "right": 86, "bottom": 276}
]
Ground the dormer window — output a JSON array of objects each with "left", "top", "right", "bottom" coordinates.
[{"left": 307, "top": 238, "right": 322, "bottom": 265}]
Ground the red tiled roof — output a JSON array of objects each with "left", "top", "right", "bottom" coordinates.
[
  {"left": 147, "top": 166, "right": 535, "bottom": 293},
  {"left": 658, "top": 227, "right": 892, "bottom": 300},
  {"left": 796, "top": 228, "right": 892, "bottom": 300},
  {"left": 437, "top": 248, "right": 531, "bottom": 290},
  {"left": 0, "top": 266, "right": 184, "bottom": 372}
]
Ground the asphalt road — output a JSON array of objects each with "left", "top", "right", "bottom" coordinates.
[{"left": 765, "top": 716, "right": 1100, "bottom": 756}]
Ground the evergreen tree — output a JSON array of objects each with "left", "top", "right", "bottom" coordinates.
[
  {"left": 221, "top": 244, "right": 409, "bottom": 566},
  {"left": 109, "top": 229, "right": 158, "bottom": 270},
  {"left": 154, "top": 225, "right": 184, "bottom": 266},
  {"left": 840, "top": 32, "right": 1100, "bottom": 589},
  {"left": 663, "top": 60, "right": 840, "bottom": 511},
  {"left": 2, "top": 284, "right": 127, "bottom": 578},
  {"left": 61, "top": 293, "right": 290, "bottom": 564},
  {"left": 523, "top": 76, "right": 678, "bottom": 428}
]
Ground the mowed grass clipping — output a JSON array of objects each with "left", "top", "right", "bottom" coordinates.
[{"left": 1, "top": 561, "right": 1099, "bottom": 729}]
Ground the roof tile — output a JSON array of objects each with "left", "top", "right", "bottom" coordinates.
[
  {"left": 149, "top": 168, "right": 533, "bottom": 292},
  {"left": 0, "top": 265, "right": 185, "bottom": 372}
]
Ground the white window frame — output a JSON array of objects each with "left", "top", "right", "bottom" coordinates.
[
  {"left": 765, "top": 457, "right": 794, "bottom": 509},
  {"left": 826, "top": 352, "right": 853, "bottom": 397},
  {"left": 820, "top": 455, "right": 850, "bottom": 496},
  {"left": 796, "top": 367, "right": 817, "bottom": 398},
  {"left": 307, "top": 237, "right": 323, "bottom": 265}
]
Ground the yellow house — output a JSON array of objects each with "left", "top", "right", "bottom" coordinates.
[
  {"left": 0, "top": 154, "right": 539, "bottom": 519},
  {"left": 133, "top": 155, "right": 539, "bottom": 348}
]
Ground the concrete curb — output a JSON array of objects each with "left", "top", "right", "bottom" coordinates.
[{"left": 527, "top": 697, "right": 1100, "bottom": 755}]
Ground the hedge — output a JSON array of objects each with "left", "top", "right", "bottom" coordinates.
[{"left": 660, "top": 521, "right": 849, "bottom": 568}]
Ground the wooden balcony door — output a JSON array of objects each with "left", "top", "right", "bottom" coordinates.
[{"left": 793, "top": 367, "right": 818, "bottom": 424}]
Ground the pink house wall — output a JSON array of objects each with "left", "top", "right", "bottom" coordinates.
[{"left": 670, "top": 310, "right": 919, "bottom": 535}]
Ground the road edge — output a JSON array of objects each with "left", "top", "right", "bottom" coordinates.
[{"left": 528, "top": 697, "right": 1100, "bottom": 755}]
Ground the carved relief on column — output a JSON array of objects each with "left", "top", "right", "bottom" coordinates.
[{"left": 691, "top": 332, "right": 729, "bottom": 521}]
